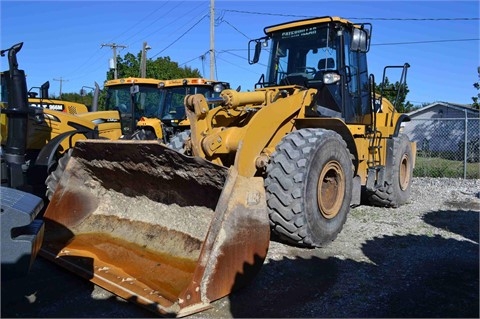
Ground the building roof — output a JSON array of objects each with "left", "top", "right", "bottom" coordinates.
[{"left": 407, "top": 101, "right": 479, "bottom": 117}]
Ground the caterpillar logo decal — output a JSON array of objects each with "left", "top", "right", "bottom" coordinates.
[{"left": 29, "top": 102, "right": 65, "bottom": 111}]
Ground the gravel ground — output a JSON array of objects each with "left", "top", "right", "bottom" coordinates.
[{"left": 2, "top": 177, "right": 479, "bottom": 318}]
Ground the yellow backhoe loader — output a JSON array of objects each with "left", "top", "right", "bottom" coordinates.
[{"left": 40, "top": 16, "right": 416, "bottom": 316}]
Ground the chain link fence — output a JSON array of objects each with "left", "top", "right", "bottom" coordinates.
[{"left": 402, "top": 118, "right": 480, "bottom": 179}]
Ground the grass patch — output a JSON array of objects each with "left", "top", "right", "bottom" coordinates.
[{"left": 414, "top": 156, "right": 480, "bottom": 179}]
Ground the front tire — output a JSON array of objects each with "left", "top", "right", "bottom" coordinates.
[
  {"left": 265, "top": 128, "right": 353, "bottom": 248},
  {"left": 45, "top": 148, "right": 72, "bottom": 201}
]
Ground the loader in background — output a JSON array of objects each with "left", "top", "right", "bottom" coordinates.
[
  {"left": 1, "top": 73, "right": 93, "bottom": 114},
  {"left": 102, "top": 76, "right": 229, "bottom": 143},
  {"left": 26, "top": 80, "right": 92, "bottom": 113},
  {"left": 1, "top": 44, "right": 122, "bottom": 196},
  {"left": 40, "top": 16, "right": 416, "bottom": 316},
  {"left": 43, "top": 77, "right": 230, "bottom": 200}
]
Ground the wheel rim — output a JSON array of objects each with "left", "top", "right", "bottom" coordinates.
[
  {"left": 399, "top": 153, "right": 411, "bottom": 191},
  {"left": 317, "top": 161, "right": 345, "bottom": 219}
]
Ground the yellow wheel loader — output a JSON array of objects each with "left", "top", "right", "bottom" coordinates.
[
  {"left": 0, "top": 43, "right": 122, "bottom": 196},
  {"left": 40, "top": 16, "right": 416, "bottom": 316},
  {"left": 26, "top": 80, "right": 91, "bottom": 113}
]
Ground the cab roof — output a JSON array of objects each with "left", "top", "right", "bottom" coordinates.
[
  {"left": 264, "top": 16, "right": 353, "bottom": 34},
  {"left": 104, "top": 77, "right": 161, "bottom": 86}
]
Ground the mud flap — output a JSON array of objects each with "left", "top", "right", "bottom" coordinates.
[{"left": 40, "top": 140, "right": 270, "bottom": 317}]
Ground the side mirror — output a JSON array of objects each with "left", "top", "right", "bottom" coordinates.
[
  {"left": 253, "top": 41, "right": 262, "bottom": 64},
  {"left": 248, "top": 37, "right": 268, "bottom": 65},
  {"left": 351, "top": 28, "right": 369, "bottom": 53}
]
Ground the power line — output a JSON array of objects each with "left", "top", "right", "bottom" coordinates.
[
  {"left": 218, "top": 18, "right": 251, "bottom": 40},
  {"left": 60, "top": 2, "right": 205, "bottom": 85},
  {"left": 109, "top": 1, "right": 174, "bottom": 44},
  {"left": 372, "top": 38, "right": 479, "bottom": 46},
  {"left": 120, "top": 1, "right": 189, "bottom": 46},
  {"left": 179, "top": 50, "right": 210, "bottom": 67},
  {"left": 138, "top": 3, "right": 207, "bottom": 45},
  {"left": 216, "top": 55, "right": 260, "bottom": 74},
  {"left": 348, "top": 17, "right": 480, "bottom": 21},
  {"left": 222, "top": 9, "right": 479, "bottom": 21},
  {"left": 150, "top": 15, "right": 208, "bottom": 59},
  {"left": 61, "top": 5, "right": 171, "bottom": 81},
  {"left": 222, "top": 9, "right": 309, "bottom": 18}
]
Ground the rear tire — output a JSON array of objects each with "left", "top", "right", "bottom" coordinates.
[
  {"left": 45, "top": 148, "right": 72, "bottom": 201},
  {"left": 366, "top": 134, "right": 413, "bottom": 207},
  {"left": 265, "top": 128, "right": 353, "bottom": 248}
]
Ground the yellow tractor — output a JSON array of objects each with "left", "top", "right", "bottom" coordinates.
[
  {"left": 101, "top": 76, "right": 229, "bottom": 142},
  {"left": 40, "top": 16, "right": 416, "bottom": 316}
]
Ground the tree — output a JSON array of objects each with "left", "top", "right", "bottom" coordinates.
[
  {"left": 107, "top": 51, "right": 202, "bottom": 80},
  {"left": 50, "top": 91, "right": 95, "bottom": 109},
  {"left": 471, "top": 66, "right": 479, "bottom": 110},
  {"left": 51, "top": 52, "right": 200, "bottom": 108},
  {"left": 374, "top": 76, "right": 413, "bottom": 113}
]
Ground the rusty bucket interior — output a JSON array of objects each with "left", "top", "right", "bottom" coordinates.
[{"left": 40, "top": 140, "right": 270, "bottom": 317}]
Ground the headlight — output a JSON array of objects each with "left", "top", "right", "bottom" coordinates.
[
  {"left": 42, "top": 113, "right": 60, "bottom": 122},
  {"left": 323, "top": 72, "right": 341, "bottom": 85},
  {"left": 213, "top": 83, "right": 224, "bottom": 93}
]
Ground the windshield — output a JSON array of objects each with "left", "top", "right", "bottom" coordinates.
[
  {"left": 266, "top": 24, "right": 340, "bottom": 86},
  {"left": 160, "top": 85, "right": 221, "bottom": 121},
  {"left": 105, "top": 84, "right": 162, "bottom": 118}
]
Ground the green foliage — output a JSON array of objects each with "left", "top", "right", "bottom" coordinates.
[
  {"left": 414, "top": 156, "right": 479, "bottom": 179},
  {"left": 374, "top": 76, "right": 413, "bottom": 113},
  {"left": 50, "top": 91, "right": 94, "bottom": 109},
  {"left": 472, "top": 80, "right": 479, "bottom": 110},
  {"left": 107, "top": 52, "right": 202, "bottom": 81},
  {"left": 56, "top": 52, "right": 202, "bottom": 111}
]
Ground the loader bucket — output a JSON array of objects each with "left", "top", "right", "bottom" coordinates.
[{"left": 40, "top": 140, "right": 270, "bottom": 317}]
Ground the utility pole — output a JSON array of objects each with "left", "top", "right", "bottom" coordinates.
[
  {"left": 53, "top": 77, "right": 68, "bottom": 98},
  {"left": 209, "top": 0, "right": 215, "bottom": 80},
  {"left": 140, "top": 42, "right": 151, "bottom": 78},
  {"left": 101, "top": 43, "right": 127, "bottom": 79}
]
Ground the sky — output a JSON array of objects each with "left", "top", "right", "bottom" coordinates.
[{"left": 1, "top": 0, "right": 479, "bottom": 106}]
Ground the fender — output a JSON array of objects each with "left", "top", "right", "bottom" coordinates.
[
  {"left": 393, "top": 114, "right": 410, "bottom": 137},
  {"left": 294, "top": 117, "right": 358, "bottom": 167},
  {"left": 35, "top": 129, "right": 93, "bottom": 171}
]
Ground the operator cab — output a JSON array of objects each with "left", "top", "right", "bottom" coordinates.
[
  {"left": 158, "top": 82, "right": 227, "bottom": 125},
  {"left": 104, "top": 80, "right": 162, "bottom": 137},
  {"left": 250, "top": 16, "right": 372, "bottom": 124}
]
